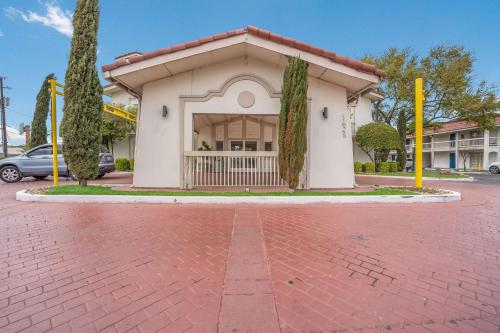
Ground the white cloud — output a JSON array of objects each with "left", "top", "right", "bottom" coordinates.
[
  {"left": 5, "top": 2, "right": 73, "bottom": 37},
  {"left": 0, "top": 31, "right": 4, "bottom": 37}
]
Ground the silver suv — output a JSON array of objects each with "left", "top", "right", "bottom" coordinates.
[{"left": 0, "top": 144, "right": 115, "bottom": 183}]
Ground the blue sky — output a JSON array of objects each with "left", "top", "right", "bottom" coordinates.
[{"left": 1, "top": 0, "right": 499, "bottom": 144}]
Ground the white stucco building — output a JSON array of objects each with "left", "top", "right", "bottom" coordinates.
[
  {"left": 102, "top": 26, "right": 384, "bottom": 189},
  {"left": 405, "top": 116, "right": 500, "bottom": 170}
]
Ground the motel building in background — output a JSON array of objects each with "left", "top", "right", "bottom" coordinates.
[{"left": 404, "top": 116, "right": 500, "bottom": 170}]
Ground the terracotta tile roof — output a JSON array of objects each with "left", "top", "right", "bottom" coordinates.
[
  {"left": 423, "top": 116, "right": 500, "bottom": 135},
  {"left": 101, "top": 25, "right": 385, "bottom": 77}
]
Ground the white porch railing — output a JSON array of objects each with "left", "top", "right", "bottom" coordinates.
[
  {"left": 432, "top": 140, "right": 455, "bottom": 150},
  {"left": 183, "top": 151, "right": 287, "bottom": 188},
  {"left": 406, "top": 138, "right": 487, "bottom": 151},
  {"left": 458, "top": 138, "right": 484, "bottom": 148},
  {"left": 489, "top": 137, "right": 498, "bottom": 146}
]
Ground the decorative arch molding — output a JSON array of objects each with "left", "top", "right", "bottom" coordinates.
[{"left": 179, "top": 74, "right": 281, "bottom": 102}]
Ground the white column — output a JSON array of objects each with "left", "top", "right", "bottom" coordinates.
[
  {"left": 482, "top": 129, "right": 490, "bottom": 170},
  {"left": 430, "top": 135, "right": 434, "bottom": 168}
]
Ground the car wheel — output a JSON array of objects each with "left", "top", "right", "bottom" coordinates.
[
  {"left": 33, "top": 175, "right": 48, "bottom": 180},
  {"left": 489, "top": 165, "right": 500, "bottom": 174},
  {"left": 0, "top": 166, "right": 22, "bottom": 183},
  {"left": 96, "top": 173, "right": 105, "bottom": 179}
]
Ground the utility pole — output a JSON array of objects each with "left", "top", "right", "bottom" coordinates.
[{"left": 0, "top": 76, "right": 8, "bottom": 158}]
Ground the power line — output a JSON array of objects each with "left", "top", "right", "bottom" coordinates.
[
  {"left": 1, "top": 76, "right": 8, "bottom": 156},
  {"left": 5, "top": 108, "right": 33, "bottom": 120}
]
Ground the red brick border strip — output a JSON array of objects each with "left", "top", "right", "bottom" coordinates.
[{"left": 218, "top": 208, "right": 280, "bottom": 332}]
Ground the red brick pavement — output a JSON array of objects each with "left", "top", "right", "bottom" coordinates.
[{"left": 0, "top": 174, "right": 499, "bottom": 332}]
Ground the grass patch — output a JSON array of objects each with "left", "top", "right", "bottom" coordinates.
[
  {"left": 365, "top": 170, "right": 468, "bottom": 179},
  {"left": 46, "top": 185, "right": 418, "bottom": 196}
]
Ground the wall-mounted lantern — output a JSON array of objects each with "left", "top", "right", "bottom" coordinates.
[
  {"left": 162, "top": 105, "right": 168, "bottom": 118},
  {"left": 322, "top": 107, "right": 328, "bottom": 119}
]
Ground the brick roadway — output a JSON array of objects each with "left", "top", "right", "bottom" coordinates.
[{"left": 0, "top": 174, "right": 499, "bottom": 332}]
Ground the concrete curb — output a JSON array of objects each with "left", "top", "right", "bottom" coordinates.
[
  {"left": 357, "top": 174, "right": 474, "bottom": 182},
  {"left": 16, "top": 190, "right": 461, "bottom": 205}
]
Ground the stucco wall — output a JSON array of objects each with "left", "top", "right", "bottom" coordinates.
[
  {"left": 195, "top": 126, "right": 212, "bottom": 150},
  {"left": 109, "top": 90, "right": 138, "bottom": 108},
  {"left": 307, "top": 77, "right": 354, "bottom": 188},
  {"left": 112, "top": 134, "right": 135, "bottom": 160},
  {"left": 352, "top": 97, "right": 373, "bottom": 130},
  {"left": 134, "top": 56, "right": 355, "bottom": 188},
  {"left": 433, "top": 151, "right": 451, "bottom": 169},
  {"left": 351, "top": 97, "right": 374, "bottom": 164},
  {"left": 353, "top": 144, "right": 372, "bottom": 164}
]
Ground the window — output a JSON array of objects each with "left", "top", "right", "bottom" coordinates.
[
  {"left": 264, "top": 142, "right": 272, "bottom": 151},
  {"left": 216, "top": 141, "right": 224, "bottom": 151},
  {"left": 230, "top": 141, "right": 243, "bottom": 151},
  {"left": 244, "top": 141, "right": 257, "bottom": 151},
  {"left": 231, "top": 141, "right": 257, "bottom": 151},
  {"left": 28, "top": 147, "right": 52, "bottom": 156}
]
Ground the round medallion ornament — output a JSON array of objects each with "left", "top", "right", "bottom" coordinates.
[{"left": 237, "top": 91, "right": 255, "bottom": 108}]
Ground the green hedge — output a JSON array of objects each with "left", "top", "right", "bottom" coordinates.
[
  {"left": 353, "top": 162, "right": 363, "bottom": 173},
  {"left": 115, "top": 158, "right": 130, "bottom": 171},
  {"left": 129, "top": 159, "right": 134, "bottom": 171},
  {"left": 389, "top": 162, "right": 399, "bottom": 172},
  {"left": 377, "top": 162, "right": 390, "bottom": 173},
  {"left": 363, "top": 162, "right": 375, "bottom": 173}
]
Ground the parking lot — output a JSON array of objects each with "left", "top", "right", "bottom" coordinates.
[
  {"left": 0, "top": 173, "right": 499, "bottom": 332},
  {"left": 467, "top": 172, "right": 500, "bottom": 186}
]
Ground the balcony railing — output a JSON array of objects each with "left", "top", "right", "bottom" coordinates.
[
  {"left": 183, "top": 151, "right": 287, "bottom": 188},
  {"left": 458, "top": 138, "right": 484, "bottom": 148},
  {"left": 406, "top": 137, "right": 489, "bottom": 151}
]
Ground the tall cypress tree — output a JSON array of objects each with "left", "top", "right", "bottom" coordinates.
[
  {"left": 30, "top": 73, "right": 54, "bottom": 148},
  {"left": 279, "top": 57, "right": 309, "bottom": 189},
  {"left": 396, "top": 109, "right": 407, "bottom": 171},
  {"left": 60, "top": 0, "right": 102, "bottom": 186}
]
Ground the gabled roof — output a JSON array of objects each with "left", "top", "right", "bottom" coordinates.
[{"left": 102, "top": 25, "right": 385, "bottom": 78}]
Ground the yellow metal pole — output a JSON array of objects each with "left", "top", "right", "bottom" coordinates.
[
  {"left": 415, "top": 78, "right": 424, "bottom": 189},
  {"left": 50, "top": 79, "right": 59, "bottom": 187}
]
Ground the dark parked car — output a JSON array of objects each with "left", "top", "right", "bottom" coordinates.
[{"left": 0, "top": 144, "right": 115, "bottom": 183}]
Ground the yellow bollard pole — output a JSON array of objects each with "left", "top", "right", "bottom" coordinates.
[
  {"left": 50, "top": 79, "right": 59, "bottom": 187},
  {"left": 415, "top": 78, "right": 424, "bottom": 189}
]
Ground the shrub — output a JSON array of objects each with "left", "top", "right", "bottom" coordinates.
[
  {"left": 377, "top": 162, "right": 390, "bottom": 173},
  {"left": 115, "top": 158, "right": 130, "bottom": 171},
  {"left": 355, "top": 123, "right": 400, "bottom": 163},
  {"left": 389, "top": 162, "right": 399, "bottom": 172},
  {"left": 363, "top": 162, "right": 375, "bottom": 173},
  {"left": 129, "top": 159, "right": 134, "bottom": 171},
  {"left": 353, "top": 162, "right": 363, "bottom": 173}
]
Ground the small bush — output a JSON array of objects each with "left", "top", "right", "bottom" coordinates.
[
  {"left": 363, "top": 162, "right": 375, "bottom": 173},
  {"left": 389, "top": 162, "right": 399, "bottom": 172},
  {"left": 115, "top": 158, "right": 130, "bottom": 171},
  {"left": 377, "top": 162, "right": 390, "bottom": 173},
  {"left": 129, "top": 159, "right": 134, "bottom": 171},
  {"left": 353, "top": 162, "right": 363, "bottom": 173}
]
